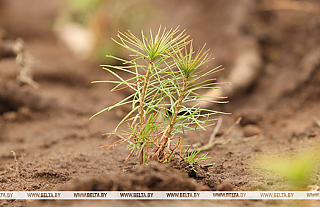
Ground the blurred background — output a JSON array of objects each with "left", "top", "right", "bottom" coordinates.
[
  {"left": 1, "top": 0, "right": 319, "bottom": 110},
  {"left": 1, "top": 1, "right": 320, "bottom": 205}
]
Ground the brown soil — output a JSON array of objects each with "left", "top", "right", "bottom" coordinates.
[{"left": 1, "top": 0, "right": 320, "bottom": 207}]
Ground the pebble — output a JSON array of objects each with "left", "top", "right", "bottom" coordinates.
[
  {"left": 242, "top": 124, "right": 261, "bottom": 137},
  {"left": 239, "top": 110, "right": 262, "bottom": 126}
]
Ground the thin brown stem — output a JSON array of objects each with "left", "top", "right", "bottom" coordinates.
[
  {"left": 139, "top": 63, "right": 152, "bottom": 129},
  {"left": 158, "top": 77, "right": 188, "bottom": 159},
  {"left": 137, "top": 62, "right": 152, "bottom": 164}
]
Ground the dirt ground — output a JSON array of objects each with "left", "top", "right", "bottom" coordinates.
[{"left": 1, "top": 0, "right": 320, "bottom": 206}]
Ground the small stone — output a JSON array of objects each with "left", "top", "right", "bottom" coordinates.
[
  {"left": 239, "top": 110, "right": 262, "bottom": 126},
  {"left": 242, "top": 124, "right": 261, "bottom": 137}
]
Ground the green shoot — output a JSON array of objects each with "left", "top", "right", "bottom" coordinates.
[{"left": 184, "top": 146, "right": 210, "bottom": 165}]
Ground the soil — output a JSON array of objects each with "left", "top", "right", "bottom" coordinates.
[{"left": 1, "top": 0, "right": 320, "bottom": 206}]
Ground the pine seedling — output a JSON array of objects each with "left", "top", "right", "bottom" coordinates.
[{"left": 91, "top": 26, "right": 226, "bottom": 164}]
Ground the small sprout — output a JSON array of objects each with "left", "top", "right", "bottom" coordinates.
[{"left": 184, "top": 146, "right": 210, "bottom": 165}]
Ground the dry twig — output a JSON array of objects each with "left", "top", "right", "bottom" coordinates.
[
  {"left": 208, "top": 116, "right": 223, "bottom": 144},
  {"left": 200, "top": 117, "right": 242, "bottom": 151},
  {"left": 313, "top": 116, "right": 320, "bottom": 127}
]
